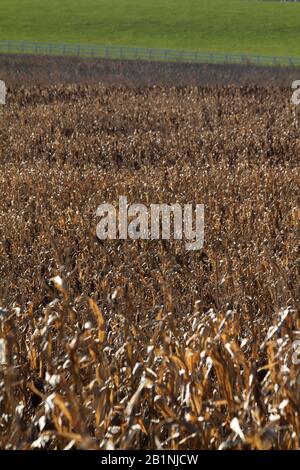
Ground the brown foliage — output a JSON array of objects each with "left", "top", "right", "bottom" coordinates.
[
  {"left": 1, "top": 54, "right": 300, "bottom": 87},
  {"left": 0, "top": 84, "right": 299, "bottom": 449}
]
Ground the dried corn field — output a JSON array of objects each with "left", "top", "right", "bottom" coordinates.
[{"left": 0, "top": 83, "right": 299, "bottom": 450}]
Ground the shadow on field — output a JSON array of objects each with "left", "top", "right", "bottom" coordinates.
[{"left": 0, "top": 53, "right": 299, "bottom": 87}]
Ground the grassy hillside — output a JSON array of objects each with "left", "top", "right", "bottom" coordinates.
[{"left": 0, "top": 0, "right": 300, "bottom": 57}]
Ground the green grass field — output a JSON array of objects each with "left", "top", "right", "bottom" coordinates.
[{"left": 0, "top": 0, "right": 300, "bottom": 57}]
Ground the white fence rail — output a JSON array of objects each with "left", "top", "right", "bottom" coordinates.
[{"left": 1, "top": 40, "right": 300, "bottom": 67}]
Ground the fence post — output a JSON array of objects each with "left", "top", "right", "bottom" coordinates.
[{"left": 1, "top": 39, "right": 300, "bottom": 67}]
